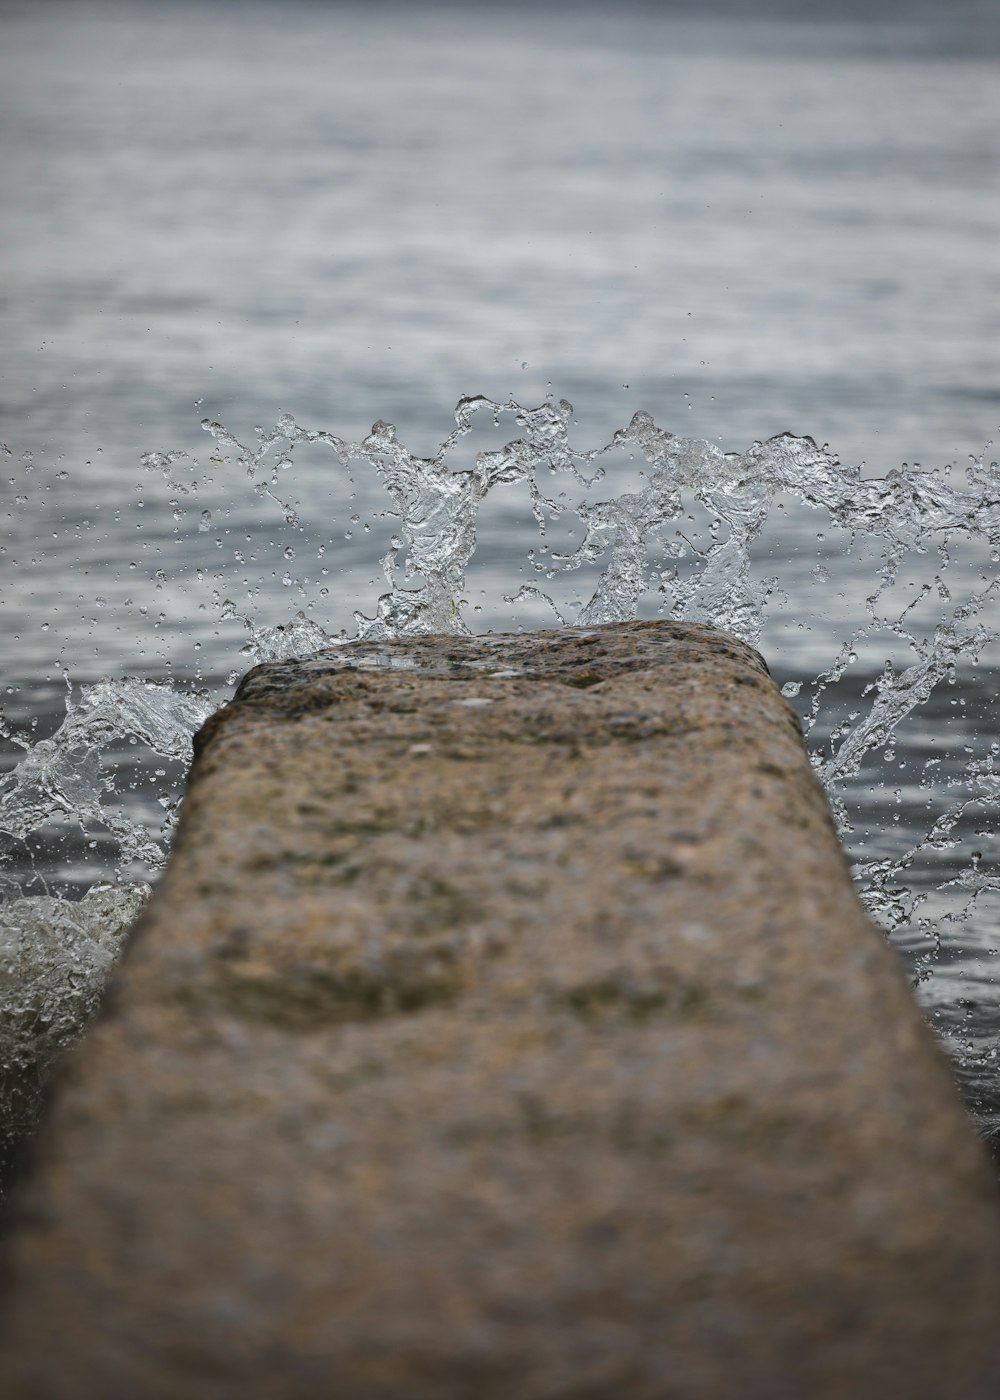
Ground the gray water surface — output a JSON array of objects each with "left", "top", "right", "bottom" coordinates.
[{"left": 2, "top": 0, "right": 1000, "bottom": 1140}]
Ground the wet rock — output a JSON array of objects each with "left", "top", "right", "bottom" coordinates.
[{"left": 0, "top": 620, "right": 998, "bottom": 1399}]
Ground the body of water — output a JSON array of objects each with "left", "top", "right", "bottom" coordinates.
[{"left": 2, "top": 0, "right": 1000, "bottom": 1164}]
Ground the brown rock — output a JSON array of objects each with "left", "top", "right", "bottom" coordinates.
[{"left": 0, "top": 620, "right": 998, "bottom": 1399}]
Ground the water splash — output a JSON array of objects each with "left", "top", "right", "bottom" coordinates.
[
  {"left": 3, "top": 394, "right": 999, "bottom": 1171},
  {"left": 1, "top": 678, "right": 214, "bottom": 872},
  {"left": 188, "top": 398, "right": 1000, "bottom": 659},
  {"left": 0, "top": 880, "right": 150, "bottom": 1175},
  {"left": 0, "top": 677, "right": 214, "bottom": 1180}
]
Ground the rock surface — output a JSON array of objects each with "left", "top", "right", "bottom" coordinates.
[{"left": 1, "top": 620, "right": 998, "bottom": 1399}]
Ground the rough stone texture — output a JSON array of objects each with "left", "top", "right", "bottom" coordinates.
[{"left": 0, "top": 620, "right": 999, "bottom": 1399}]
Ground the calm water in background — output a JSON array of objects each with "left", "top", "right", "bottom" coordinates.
[{"left": 2, "top": 0, "right": 1000, "bottom": 1133}]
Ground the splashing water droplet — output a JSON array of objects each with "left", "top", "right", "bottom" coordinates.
[{"left": 7, "top": 392, "right": 1000, "bottom": 1157}]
